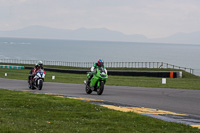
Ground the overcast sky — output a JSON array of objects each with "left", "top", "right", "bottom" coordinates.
[{"left": 1, "top": 0, "right": 200, "bottom": 38}]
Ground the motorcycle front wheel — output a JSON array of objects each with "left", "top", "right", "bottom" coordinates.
[
  {"left": 85, "top": 81, "right": 92, "bottom": 94},
  {"left": 97, "top": 81, "right": 104, "bottom": 95},
  {"left": 38, "top": 79, "right": 43, "bottom": 90}
]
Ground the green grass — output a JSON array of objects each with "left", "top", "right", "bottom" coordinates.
[
  {"left": 0, "top": 89, "right": 199, "bottom": 133},
  {"left": 0, "top": 64, "right": 200, "bottom": 132},
  {"left": 0, "top": 67, "right": 200, "bottom": 90}
]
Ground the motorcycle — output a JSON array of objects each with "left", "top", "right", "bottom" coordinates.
[
  {"left": 84, "top": 67, "right": 108, "bottom": 95},
  {"left": 29, "top": 69, "right": 45, "bottom": 90}
]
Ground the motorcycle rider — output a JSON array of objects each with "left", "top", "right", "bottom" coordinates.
[
  {"left": 88, "top": 59, "right": 107, "bottom": 84},
  {"left": 33, "top": 61, "right": 45, "bottom": 73},
  {"left": 28, "top": 63, "right": 39, "bottom": 83},
  {"left": 28, "top": 60, "right": 45, "bottom": 88}
]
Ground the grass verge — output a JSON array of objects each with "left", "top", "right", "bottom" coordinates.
[
  {"left": 0, "top": 89, "right": 199, "bottom": 133},
  {"left": 0, "top": 67, "right": 200, "bottom": 90}
]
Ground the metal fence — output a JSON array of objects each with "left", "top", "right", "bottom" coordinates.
[{"left": 0, "top": 59, "right": 194, "bottom": 74}]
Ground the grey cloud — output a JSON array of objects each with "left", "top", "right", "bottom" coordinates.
[{"left": 0, "top": 0, "right": 200, "bottom": 38}]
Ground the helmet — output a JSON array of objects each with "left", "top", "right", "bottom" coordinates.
[
  {"left": 97, "top": 59, "right": 104, "bottom": 67},
  {"left": 37, "top": 60, "right": 43, "bottom": 68}
]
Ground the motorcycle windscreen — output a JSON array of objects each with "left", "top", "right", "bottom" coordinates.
[{"left": 98, "top": 67, "right": 106, "bottom": 74}]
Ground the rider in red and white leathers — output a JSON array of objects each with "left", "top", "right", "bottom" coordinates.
[{"left": 28, "top": 61, "right": 45, "bottom": 88}]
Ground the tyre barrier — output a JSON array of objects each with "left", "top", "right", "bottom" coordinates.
[
  {"left": 25, "top": 67, "right": 182, "bottom": 78},
  {"left": 108, "top": 70, "right": 182, "bottom": 78},
  {"left": 0, "top": 65, "right": 24, "bottom": 69}
]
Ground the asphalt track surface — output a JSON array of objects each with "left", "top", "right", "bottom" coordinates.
[{"left": 1, "top": 78, "right": 200, "bottom": 119}]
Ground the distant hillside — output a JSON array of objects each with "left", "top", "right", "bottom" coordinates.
[
  {"left": 0, "top": 25, "right": 148, "bottom": 42},
  {"left": 0, "top": 25, "right": 200, "bottom": 44},
  {"left": 151, "top": 32, "right": 200, "bottom": 44}
]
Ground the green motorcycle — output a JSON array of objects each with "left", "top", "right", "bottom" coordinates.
[{"left": 84, "top": 67, "right": 108, "bottom": 95}]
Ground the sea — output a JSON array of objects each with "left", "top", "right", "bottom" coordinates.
[{"left": 0, "top": 37, "right": 200, "bottom": 76}]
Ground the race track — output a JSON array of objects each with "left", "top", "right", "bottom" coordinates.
[{"left": 1, "top": 78, "right": 200, "bottom": 119}]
